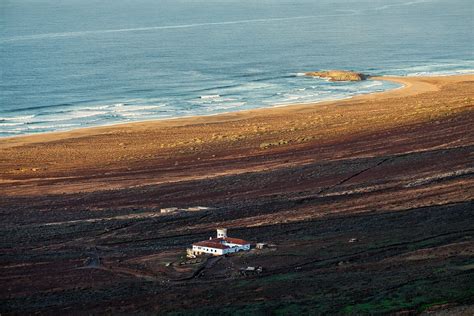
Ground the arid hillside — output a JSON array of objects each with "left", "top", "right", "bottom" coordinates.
[{"left": 0, "top": 75, "right": 473, "bottom": 314}]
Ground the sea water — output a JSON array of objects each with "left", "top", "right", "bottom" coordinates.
[{"left": 0, "top": 0, "right": 473, "bottom": 137}]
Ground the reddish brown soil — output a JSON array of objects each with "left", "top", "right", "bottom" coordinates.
[{"left": 0, "top": 75, "right": 473, "bottom": 314}]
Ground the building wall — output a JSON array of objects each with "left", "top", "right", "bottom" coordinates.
[
  {"left": 223, "top": 242, "right": 250, "bottom": 248},
  {"left": 222, "top": 244, "right": 250, "bottom": 255},
  {"left": 192, "top": 244, "right": 250, "bottom": 256},
  {"left": 192, "top": 245, "right": 224, "bottom": 256}
]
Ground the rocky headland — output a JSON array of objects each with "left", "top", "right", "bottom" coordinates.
[{"left": 305, "top": 70, "right": 368, "bottom": 81}]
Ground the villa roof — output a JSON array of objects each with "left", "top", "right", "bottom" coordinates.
[
  {"left": 193, "top": 241, "right": 230, "bottom": 249},
  {"left": 193, "top": 236, "right": 249, "bottom": 248},
  {"left": 216, "top": 237, "right": 249, "bottom": 245}
]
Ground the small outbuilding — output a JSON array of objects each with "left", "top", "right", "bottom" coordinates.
[{"left": 160, "top": 207, "right": 178, "bottom": 214}]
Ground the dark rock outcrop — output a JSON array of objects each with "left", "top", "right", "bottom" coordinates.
[{"left": 305, "top": 70, "right": 368, "bottom": 81}]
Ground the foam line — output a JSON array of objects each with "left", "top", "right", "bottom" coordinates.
[
  {"left": 0, "top": 0, "right": 438, "bottom": 44},
  {"left": 371, "top": 0, "right": 434, "bottom": 11},
  {"left": 0, "top": 14, "right": 353, "bottom": 43}
]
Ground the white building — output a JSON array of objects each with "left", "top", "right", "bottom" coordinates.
[{"left": 191, "top": 228, "right": 251, "bottom": 256}]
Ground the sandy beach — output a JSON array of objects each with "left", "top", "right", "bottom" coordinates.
[
  {"left": 1, "top": 74, "right": 472, "bottom": 195},
  {"left": 1, "top": 74, "right": 473, "bottom": 314}
]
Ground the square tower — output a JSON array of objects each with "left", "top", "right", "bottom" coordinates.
[{"left": 217, "top": 228, "right": 227, "bottom": 238}]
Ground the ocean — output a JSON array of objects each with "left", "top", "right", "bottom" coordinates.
[{"left": 0, "top": 0, "right": 472, "bottom": 137}]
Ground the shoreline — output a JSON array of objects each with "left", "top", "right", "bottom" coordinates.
[
  {"left": 0, "top": 76, "right": 400, "bottom": 142},
  {"left": 0, "top": 74, "right": 461, "bottom": 147},
  {"left": 0, "top": 73, "right": 472, "bottom": 196}
]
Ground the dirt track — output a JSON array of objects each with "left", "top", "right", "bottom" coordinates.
[{"left": 0, "top": 75, "right": 473, "bottom": 314}]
